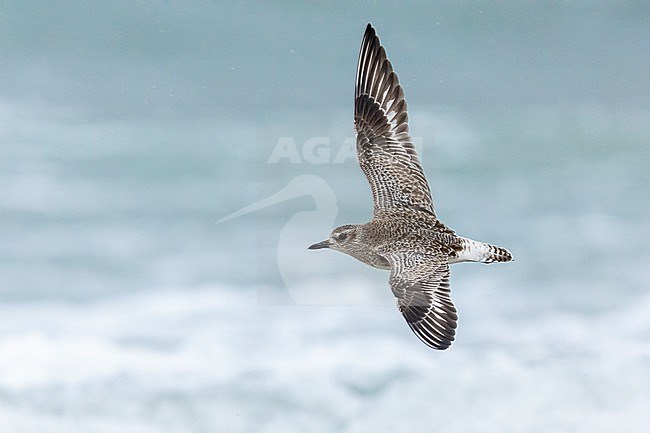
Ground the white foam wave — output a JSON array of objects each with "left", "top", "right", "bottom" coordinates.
[{"left": 0, "top": 284, "right": 647, "bottom": 432}]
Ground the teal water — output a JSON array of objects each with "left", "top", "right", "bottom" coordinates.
[{"left": 1, "top": 2, "right": 649, "bottom": 432}]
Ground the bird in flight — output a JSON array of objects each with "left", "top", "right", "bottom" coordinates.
[{"left": 308, "top": 23, "right": 513, "bottom": 350}]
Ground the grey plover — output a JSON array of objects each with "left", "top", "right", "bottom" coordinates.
[{"left": 309, "top": 24, "right": 513, "bottom": 350}]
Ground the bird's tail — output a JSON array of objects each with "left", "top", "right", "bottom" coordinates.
[{"left": 452, "top": 237, "right": 513, "bottom": 264}]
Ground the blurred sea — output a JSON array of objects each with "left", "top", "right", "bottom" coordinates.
[{"left": 1, "top": 2, "right": 649, "bottom": 432}]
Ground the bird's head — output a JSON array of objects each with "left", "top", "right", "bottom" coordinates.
[{"left": 308, "top": 224, "right": 359, "bottom": 252}]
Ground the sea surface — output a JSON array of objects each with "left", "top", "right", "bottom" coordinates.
[{"left": 1, "top": 2, "right": 649, "bottom": 432}]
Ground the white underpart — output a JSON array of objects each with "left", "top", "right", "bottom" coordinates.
[{"left": 449, "top": 237, "right": 497, "bottom": 264}]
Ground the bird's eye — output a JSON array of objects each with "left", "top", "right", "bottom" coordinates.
[{"left": 337, "top": 233, "right": 348, "bottom": 241}]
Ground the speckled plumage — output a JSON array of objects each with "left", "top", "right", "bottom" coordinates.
[{"left": 309, "top": 24, "right": 513, "bottom": 350}]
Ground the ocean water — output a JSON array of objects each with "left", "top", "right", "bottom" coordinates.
[{"left": 1, "top": 2, "right": 649, "bottom": 432}]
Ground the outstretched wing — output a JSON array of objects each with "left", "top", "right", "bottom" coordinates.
[
  {"left": 355, "top": 23, "right": 435, "bottom": 216},
  {"left": 386, "top": 251, "right": 457, "bottom": 350}
]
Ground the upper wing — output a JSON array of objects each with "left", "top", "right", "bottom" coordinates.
[
  {"left": 355, "top": 23, "right": 435, "bottom": 216},
  {"left": 386, "top": 251, "right": 458, "bottom": 350}
]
